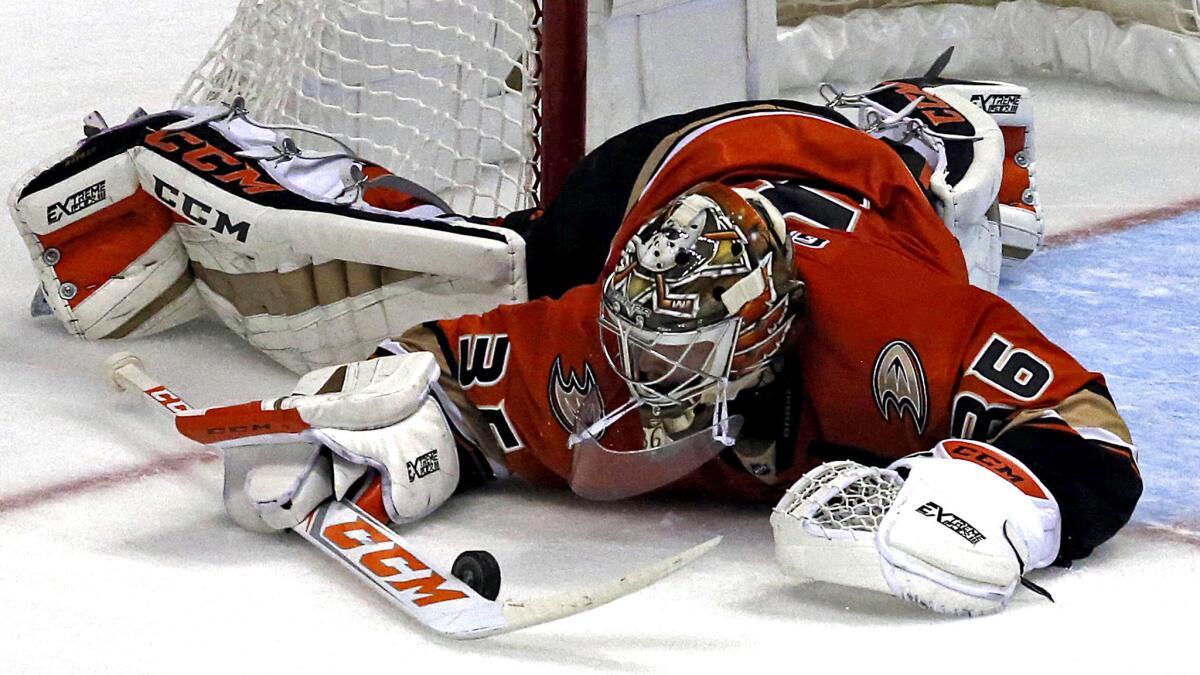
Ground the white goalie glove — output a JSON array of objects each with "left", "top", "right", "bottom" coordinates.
[
  {"left": 178, "top": 353, "right": 460, "bottom": 533},
  {"left": 771, "top": 440, "right": 1061, "bottom": 616}
]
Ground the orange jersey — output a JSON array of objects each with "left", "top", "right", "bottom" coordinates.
[
  {"left": 424, "top": 212, "right": 1122, "bottom": 490},
  {"left": 397, "top": 104, "right": 1139, "bottom": 561}
]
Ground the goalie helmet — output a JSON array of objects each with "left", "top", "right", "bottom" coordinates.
[{"left": 599, "top": 182, "right": 801, "bottom": 420}]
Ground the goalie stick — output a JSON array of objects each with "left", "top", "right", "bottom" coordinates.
[{"left": 103, "top": 352, "right": 721, "bottom": 639}]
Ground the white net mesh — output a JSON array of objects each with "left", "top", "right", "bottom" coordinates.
[
  {"left": 177, "top": 0, "right": 1200, "bottom": 222},
  {"left": 778, "top": 461, "right": 903, "bottom": 535},
  {"left": 177, "top": 0, "right": 538, "bottom": 217}
]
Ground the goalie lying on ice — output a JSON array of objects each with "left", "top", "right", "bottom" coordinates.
[{"left": 8, "top": 79, "right": 1140, "bottom": 617}]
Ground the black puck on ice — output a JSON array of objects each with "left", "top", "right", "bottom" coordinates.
[{"left": 451, "top": 550, "right": 502, "bottom": 601}]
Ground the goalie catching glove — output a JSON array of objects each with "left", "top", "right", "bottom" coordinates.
[
  {"left": 176, "top": 353, "right": 459, "bottom": 533},
  {"left": 770, "top": 440, "right": 1061, "bottom": 616}
]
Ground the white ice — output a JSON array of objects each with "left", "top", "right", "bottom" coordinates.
[{"left": 0, "top": 3, "right": 1197, "bottom": 674}]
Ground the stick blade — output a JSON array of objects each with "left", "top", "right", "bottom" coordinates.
[{"left": 493, "top": 535, "right": 723, "bottom": 636}]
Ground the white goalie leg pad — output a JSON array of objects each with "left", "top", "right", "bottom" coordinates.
[
  {"left": 852, "top": 84, "right": 1004, "bottom": 291},
  {"left": 132, "top": 115, "right": 527, "bottom": 371},
  {"left": 930, "top": 81, "right": 1044, "bottom": 266},
  {"left": 8, "top": 145, "right": 204, "bottom": 338},
  {"left": 923, "top": 86, "right": 1006, "bottom": 292}
]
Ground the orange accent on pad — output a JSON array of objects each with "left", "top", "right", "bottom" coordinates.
[
  {"left": 214, "top": 167, "right": 287, "bottom": 195},
  {"left": 37, "top": 190, "right": 175, "bottom": 308},
  {"left": 182, "top": 145, "right": 239, "bottom": 172},
  {"left": 942, "top": 439, "right": 1047, "bottom": 499},
  {"left": 887, "top": 82, "right": 967, "bottom": 126},
  {"left": 919, "top": 162, "right": 934, "bottom": 190},
  {"left": 360, "top": 165, "right": 427, "bottom": 212},
  {"left": 998, "top": 127, "right": 1034, "bottom": 212},
  {"left": 174, "top": 402, "right": 309, "bottom": 444},
  {"left": 144, "top": 129, "right": 285, "bottom": 195}
]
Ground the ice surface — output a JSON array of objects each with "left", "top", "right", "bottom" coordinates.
[
  {"left": 1002, "top": 213, "right": 1200, "bottom": 529},
  {"left": 0, "top": 3, "right": 1197, "bottom": 674}
]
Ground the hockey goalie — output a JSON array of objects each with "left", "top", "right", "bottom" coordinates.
[{"left": 8, "top": 75, "right": 1141, "bottom": 618}]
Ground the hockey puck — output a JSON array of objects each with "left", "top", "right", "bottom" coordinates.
[{"left": 451, "top": 550, "right": 501, "bottom": 601}]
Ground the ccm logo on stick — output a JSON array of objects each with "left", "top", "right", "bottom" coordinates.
[{"left": 321, "top": 517, "right": 468, "bottom": 607}]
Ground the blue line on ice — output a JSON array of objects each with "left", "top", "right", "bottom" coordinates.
[{"left": 1000, "top": 214, "right": 1200, "bottom": 527}]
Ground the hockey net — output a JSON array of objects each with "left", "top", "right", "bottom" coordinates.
[
  {"left": 178, "top": 1, "right": 1200, "bottom": 217},
  {"left": 177, "top": 0, "right": 582, "bottom": 217}
]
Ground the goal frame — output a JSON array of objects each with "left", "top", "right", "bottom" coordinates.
[{"left": 536, "top": 2, "right": 589, "bottom": 208}]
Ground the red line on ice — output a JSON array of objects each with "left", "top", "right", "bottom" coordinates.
[
  {"left": 0, "top": 449, "right": 219, "bottom": 513},
  {"left": 1045, "top": 197, "right": 1200, "bottom": 247}
]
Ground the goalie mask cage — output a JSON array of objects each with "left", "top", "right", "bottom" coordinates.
[{"left": 179, "top": 0, "right": 1200, "bottom": 217}]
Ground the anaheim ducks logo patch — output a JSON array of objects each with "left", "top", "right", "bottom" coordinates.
[
  {"left": 872, "top": 340, "right": 929, "bottom": 435},
  {"left": 548, "top": 356, "right": 604, "bottom": 437}
]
